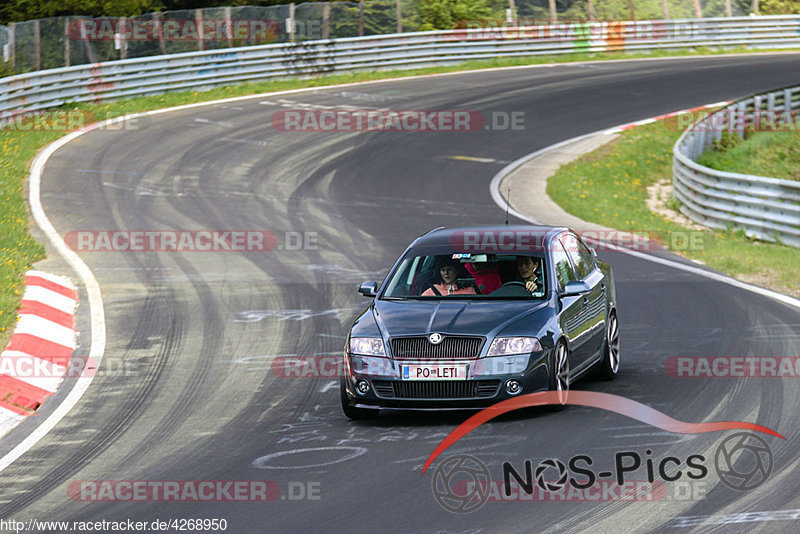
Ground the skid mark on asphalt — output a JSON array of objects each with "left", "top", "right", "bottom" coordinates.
[
  {"left": 230, "top": 351, "right": 339, "bottom": 370},
  {"left": 193, "top": 117, "right": 234, "bottom": 127},
  {"left": 447, "top": 155, "right": 510, "bottom": 164},
  {"left": 326, "top": 90, "right": 396, "bottom": 102},
  {"left": 102, "top": 181, "right": 251, "bottom": 198},
  {"left": 260, "top": 99, "right": 390, "bottom": 112},
  {"left": 252, "top": 446, "right": 368, "bottom": 469},
  {"left": 670, "top": 508, "right": 800, "bottom": 528},
  {"left": 76, "top": 169, "right": 146, "bottom": 176},
  {"left": 266, "top": 406, "right": 526, "bottom": 467},
  {"left": 585, "top": 422, "right": 696, "bottom": 450},
  {"left": 319, "top": 381, "right": 337, "bottom": 393},
  {"left": 233, "top": 307, "right": 361, "bottom": 322},
  {"left": 305, "top": 264, "right": 386, "bottom": 281}
]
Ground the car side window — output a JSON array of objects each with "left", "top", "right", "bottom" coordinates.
[
  {"left": 575, "top": 236, "right": 596, "bottom": 274},
  {"left": 552, "top": 241, "right": 577, "bottom": 290},
  {"left": 560, "top": 234, "right": 591, "bottom": 280}
]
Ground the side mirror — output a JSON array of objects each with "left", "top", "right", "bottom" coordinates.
[
  {"left": 358, "top": 281, "right": 378, "bottom": 297},
  {"left": 562, "top": 280, "right": 591, "bottom": 297}
]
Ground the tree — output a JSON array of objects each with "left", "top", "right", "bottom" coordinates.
[
  {"left": 759, "top": 0, "right": 800, "bottom": 13},
  {"left": 0, "top": 1, "right": 166, "bottom": 24},
  {"left": 417, "top": 0, "right": 502, "bottom": 30}
]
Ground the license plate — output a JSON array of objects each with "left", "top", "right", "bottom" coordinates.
[{"left": 401, "top": 364, "right": 468, "bottom": 381}]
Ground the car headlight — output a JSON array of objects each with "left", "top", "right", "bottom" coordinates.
[
  {"left": 487, "top": 337, "right": 542, "bottom": 356},
  {"left": 349, "top": 337, "right": 386, "bottom": 356}
]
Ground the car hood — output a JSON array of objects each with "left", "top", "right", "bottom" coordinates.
[{"left": 372, "top": 298, "right": 549, "bottom": 339}]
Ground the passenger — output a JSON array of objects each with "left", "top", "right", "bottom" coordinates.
[
  {"left": 465, "top": 261, "right": 501, "bottom": 294},
  {"left": 517, "top": 255, "right": 543, "bottom": 294},
  {"left": 422, "top": 260, "right": 477, "bottom": 296}
]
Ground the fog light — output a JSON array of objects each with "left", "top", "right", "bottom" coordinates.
[
  {"left": 505, "top": 379, "right": 522, "bottom": 395},
  {"left": 356, "top": 380, "right": 370, "bottom": 395}
]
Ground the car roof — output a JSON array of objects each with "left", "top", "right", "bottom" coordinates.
[{"left": 410, "top": 225, "right": 568, "bottom": 248}]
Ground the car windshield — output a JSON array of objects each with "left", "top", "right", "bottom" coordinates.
[{"left": 382, "top": 252, "right": 547, "bottom": 299}]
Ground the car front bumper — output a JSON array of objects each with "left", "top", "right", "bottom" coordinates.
[{"left": 342, "top": 350, "right": 551, "bottom": 410}]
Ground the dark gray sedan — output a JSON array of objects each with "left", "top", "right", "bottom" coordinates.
[{"left": 341, "top": 225, "right": 619, "bottom": 419}]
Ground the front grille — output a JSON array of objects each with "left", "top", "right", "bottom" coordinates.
[
  {"left": 390, "top": 336, "right": 484, "bottom": 360},
  {"left": 373, "top": 380, "right": 500, "bottom": 399},
  {"left": 372, "top": 382, "right": 394, "bottom": 397},
  {"left": 477, "top": 382, "right": 500, "bottom": 396}
]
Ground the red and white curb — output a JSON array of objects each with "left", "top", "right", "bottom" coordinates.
[
  {"left": 0, "top": 270, "right": 77, "bottom": 437},
  {"left": 604, "top": 101, "right": 732, "bottom": 133}
]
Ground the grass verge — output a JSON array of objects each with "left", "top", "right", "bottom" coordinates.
[
  {"left": 1, "top": 45, "right": 798, "bottom": 349},
  {"left": 547, "top": 118, "right": 800, "bottom": 297},
  {"left": 697, "top": 129, "right": 800, "bottom": 181}
]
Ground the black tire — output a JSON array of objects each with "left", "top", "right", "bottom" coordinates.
[
  {"left": 340, "top": 378, "right": 379, "bottom": 420},
  {"left": 596, "top": 311, "right": 620, "bottom": 380},
  {"left": 548, "top": 340, "right": 570, "bottom": 411}
]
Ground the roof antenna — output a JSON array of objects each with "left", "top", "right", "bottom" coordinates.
[{"left": 504, "top": 187, "right": 511, "bottom": 225}]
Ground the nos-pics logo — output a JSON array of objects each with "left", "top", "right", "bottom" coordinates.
[{"left": 431, "top": 433, "right": 773, "bottom": 513}]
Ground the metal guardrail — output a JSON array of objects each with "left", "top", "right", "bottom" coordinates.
[
  {"left": 0, "top": 2, "right": 764, "bottom": 75},
  {"left": 3, "top": 16, "right": 800, "bottom": 114},
  {"left": 673, "top": 85, "right": 800, "bottom": 247}
]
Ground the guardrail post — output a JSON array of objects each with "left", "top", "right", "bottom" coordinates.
[
  {"left": 118, "top": 17, "right": 128, "bottom": 60},
  {"left": 224, "top": 7, "right": 232, "bottom": 48},
  {"left": 785, "top": 88, "right": 793, "bottom": 111},
  {"left": 154, "top": 12, "right": 166, "bottom": 54},
  {"left": 323, "top": 3, "right": 330, "bottom": 39},
  {"left": 738, "top": 102, "right": 746, "bottom": 138},
  {"left": 359, "top": 0, "right": 365, "bottom": 37},
  {"left": 64, "top": 19, "right": 70, "bottom": 67},
  {"left": 33, "top": 19, "right": 41, "bottom": 71},
  {"left": 196, "top": 8, "right": 204, "bottom": 51},
  {"left": 397, "top": 0, "right": 402, "bottom": 33},
  {"left": 7, "top": 23, "right": 14, "bottom": 71},
  {"left": 289, "top": 3, "right": 296, "bottom": 42},
  {"left": 81, "top": 21, "right": 95, "bottom": 63}
]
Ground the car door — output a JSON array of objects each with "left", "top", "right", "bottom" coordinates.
[
  {"left": 551, "top": 238, "right": 588, "bottom": 366},
  {"left": 561, "top": 233, "right": 608, "bottom": 368}
]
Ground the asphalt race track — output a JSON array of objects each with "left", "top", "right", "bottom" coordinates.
[{"left": 2, "top": 54, "right": 800, "bottom": 533}]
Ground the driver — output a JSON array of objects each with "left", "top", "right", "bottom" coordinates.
[
  {"left": 422, "top": 259, "right": 477, "bottom": 296},
  {"left": 517, "top": 255, "right": 544, "bottom": 295}
]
